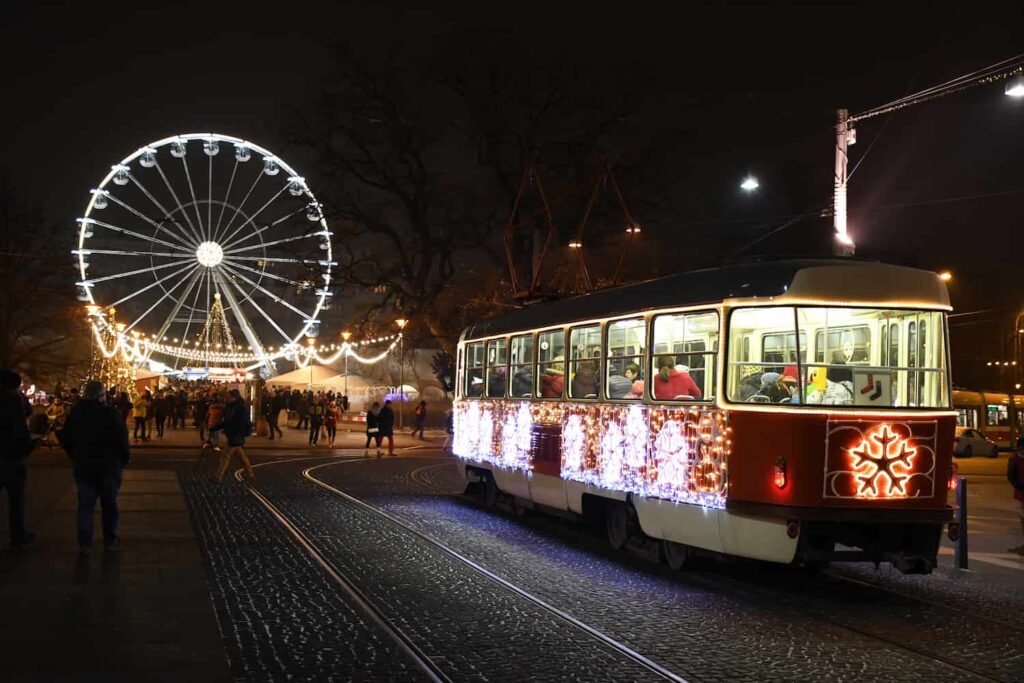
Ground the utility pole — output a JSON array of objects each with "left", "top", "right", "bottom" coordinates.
[{"left": 833, "top": 108, "right": 855, "bottom": 256}]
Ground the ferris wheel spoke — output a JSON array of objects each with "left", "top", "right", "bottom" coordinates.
[
  {"left": 172, "top": 269, "right": 207, "bottom": 371},
  {"left": 214, "top": 274, "right": 273, "bottom": 374},
  {"left": 226, "top": 255, "right": 334, "bottom": 265},
  {"left": 218, "top": 259, "right": 307, "bottom": 288},
  {"left": 214, "top": 172, "right": 262, "bottom": 244},
  {"left": 219, "top": 269, "right": 294, "bottom": 344},
  {"left": 207, "top": 153, "right": 214, "bottom": 240},
  {"left": 74, "top": 248, "right": 191, "bottom": 258},
  {"left": 104, "top": 262, "right": 199, "bottom": 309},
  {"left": 179, "top": 154, "right": 207, "bottom": 242},
  {"left": 218, "top": 183, "right": 289, "bottom": 248},
  {"left": 153, "top": 159, "right": 205, "bottom": 246},
  {"left": 218, "top": 262, "right": 313, "bottom": 320},
  {"left": 122, "top": 263, "right": 201, "bottom": 334},
  {"left": 82, "top": 258, "right": 196, "bottom": 285},
  {"left": 124, "top": 171, "right": 197, "bottom": 248},
  {"left": 83, "top": 217, "right": 195, "bottom": 254},
  {"left": 139, "top": 268, "right": 203, "bottom": 365},
  {"left": 224, "top": 231, "right": 316, "bottom": 255},
  {"left": 101, "top": 193, "right": 197, "bottom": 250},
  {"left": 222, "top": 206, "right": 305, "bottom": 250},
  {"left": 214, "top": 158, "right": 239, "bottom": 236}
]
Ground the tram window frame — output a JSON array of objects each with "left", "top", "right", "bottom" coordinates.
[
  {"left": 605, "top": 317, "right": 646, "bottom": 400},
  {"left": 650, "top": 310, "right": 719, "bottom": 403},
  {"left": 536, "top": 328, "right": 566, "bottom": 399},
  {"left": 465, "top": 341, "right": 485, "bottom": 398},
  {"left": 508, "top": 334, "right": 535, "bottom": 399},
  {"left": 484, "top": 338, "right": 508, "bottom": 398},
  {"left": 568, "top": 324, "right": 602, "bottom": 400},
  {"left": 987, "top": 403, "right": 1010, "bottom": 427}
]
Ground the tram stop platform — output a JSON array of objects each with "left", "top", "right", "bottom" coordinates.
[{"left": 0, "top": 450, "right": 232, "bottom": 682}]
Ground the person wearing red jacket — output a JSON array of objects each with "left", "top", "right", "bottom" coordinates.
[{"left": 652, "top": 356, "right": 702, "bottom": 400}]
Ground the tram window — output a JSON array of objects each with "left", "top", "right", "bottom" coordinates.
[
  {"left": 880, "top": 324, "right": 888, "bottom": 365},
  {"left": 465, "top": 342, "right": 485, "bottom": 397},
  {"left": 888, "top": 323, "right": 899, "bottom": 367},
  {"left": 485, "top": 338, "right": 508, "bottom": 398},
  {"left": 537, "top": 329, "right": 566, "bottom": 398},
  {"left": 606, "top": 318, "right": 645, "bottom": 399},
  {"left": 956, "top": 408, "right": 978, "bottom": 429},
  {"left": 651, "top": 311, "right": 718, "bottom": 401},
  {"left": 508, "top": 334, "right": 534, "bottom": 398},
  {"left": 568, "top": 324, "right": 601, "bottom": 399},
  {"left": 987, "top": 404, "right": 1009, "bottom": 427},
  {"left": 907, "top": 322, "right": 917, "bottom": 405}
]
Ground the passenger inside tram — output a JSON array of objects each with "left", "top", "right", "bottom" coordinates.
[
  {"left": 511, "top": 367, "right": 533, "bottom": 398},
  {"left": 541, "top": 356, "right": 565, "bottom": 398},
  {"left": 653, "top": 355, "right": 702, "bottom": 400},
  {"left": 571, "top": 359, "right": 600, "bottom": 399},
  {"left": 608, "top": 362, "right": 643, "bottom": 399}
]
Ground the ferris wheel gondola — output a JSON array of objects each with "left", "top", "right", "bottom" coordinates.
[{"left": 74, "top": 133, "right": 334, "bottom": 374}]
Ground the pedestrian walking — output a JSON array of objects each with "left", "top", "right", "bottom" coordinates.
[
  {"left": 215, "top": 389, "right": 255, "bottom": 481},
  {"left": 195, "top": 391, "right": 210, "bottom": 443},
  {"left": 132, "top": 394, "right": 149, "bottom": 442},
  {"left": 61, "top": 381, "right": 130, "bottom": 555},
  {"left": 379, "top": 399, "right": 395, "bottom": 456},
  {"left": 205, "top": 394, "right": 225, "bottom": 450},
  {"left": 364, "top": 401, "right": 382, "bottom": 457},
  {"left": 324, "top": 399, "right": 339, "bottom": 448},
  {"left": 308, "top": 396, "right": 324, "bottom": 446},
  {"left": 0, "top": 369, "right": 35, "bottom": 548},
  {"left": 442, "top": 408, "right": 454, "bottom": 453},
  {"left": 1008, "top": 436, "right": 1024, "bottom": 556},
  {"left": 270, "top": 389, "right": 285, "bottom": 439},
  {"left": 296, "top": 393, "right": 309, "bottom": 430},
  {"left": 413, "top": 400, "right": 427, "bottom": 439},
  {"left": 174, "top": 389, "right": 188, "bottom": 430}
]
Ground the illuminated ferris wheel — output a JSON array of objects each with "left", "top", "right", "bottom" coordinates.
[{"left": 74, "top": 133, "right": 334, "bottom": 373}]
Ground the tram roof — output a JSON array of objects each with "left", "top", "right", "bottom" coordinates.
[{"left": 461, "top": 259, "right": 949, "bottom": 341}]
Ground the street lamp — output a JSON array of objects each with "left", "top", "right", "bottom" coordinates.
[
  {"left": 1006, "top": 72, "right": 1024, "bottom": 98},
  {"left": 395, "top": 318, "right": 408, "bottom": 429},
  {"left": 740, "top": 176, "right": 759, "bottom": 191},
  {"left": 341, "top": 331, "right": 352, "bottom": 399},
  {"left": 938, "top": 271, "right": 952, "bottom": 283}
]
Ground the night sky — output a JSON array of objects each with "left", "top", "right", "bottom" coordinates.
[{"left": 3, "top": 2, "right": 1022, "bottom": 384}]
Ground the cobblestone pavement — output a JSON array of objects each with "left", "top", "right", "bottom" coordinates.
[{"left": 180, "top": 452, "right": 1024, "bottom": 682}]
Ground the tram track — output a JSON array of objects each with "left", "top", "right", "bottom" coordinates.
[
  {"left": 399, "top": 456, "right": 1018, "bottom": 683},
  {"left": 239, "top": 456, "right": 688, "bottom": 683}
]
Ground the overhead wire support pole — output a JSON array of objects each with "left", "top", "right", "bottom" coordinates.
[
  {"left": 527, "top": 168, "right": 557, "bottom": 295},
  {"left": 607, "top": 163, "right": 640, "bottom": 286}
]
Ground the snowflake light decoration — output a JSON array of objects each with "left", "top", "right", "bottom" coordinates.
[
  {"left": 848, "top": 424, "right": 917, "bottom": 497},
  {"left": 561, "top": 414, "right": 586, "bottom": 479}
]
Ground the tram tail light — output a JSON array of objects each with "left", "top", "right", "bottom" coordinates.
[
  {"left": 773, "top": 457, "right": 787, "bottom": 489},
  {"left": 948, "top": 462, "right": 958, "bottom": 492}
]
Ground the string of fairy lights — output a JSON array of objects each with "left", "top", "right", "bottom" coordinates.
[{"left": 87, "top": 310, "right": 403, "bottom": 373}]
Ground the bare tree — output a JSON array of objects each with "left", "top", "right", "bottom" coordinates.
[
  {"left": 0, "top": 179, "right": 89, "bottom": 387},
  {"left": 290, "top": 37, "right": 645, "bottom": 350}
]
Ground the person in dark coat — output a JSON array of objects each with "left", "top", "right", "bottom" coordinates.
[
  {"left": 364, "top": 402, "right": 382, "bottom": 457},
  {"left": 215, "top": 389, "right": 254, "bottom": 481},
  {"left": 174, "top": 389, "right": 188, "bottom": 429},
  {"left": 0, "top": 369, "right": 35, "bottom": 548},
  {"left": 413, "top": 400, "right": 427, "bottom": 439},
  {"left": 270, "top": 389, "right": 286, "bottom": 439},
  {"left": 296, "top": 393, "right": 309, "bottom": 430},
  {"left": 61, "top": 380, "right": 130, "bottom": 554},
  {"left": 378, "top": 399, "right": 396, "bottom": 456},
  {"left": 153, "top": 391, "right": 171, "bottom": 438}
]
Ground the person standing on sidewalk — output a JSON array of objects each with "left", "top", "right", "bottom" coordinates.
[
  {"left": 153, "top": 391, "right": 170, "bottom": 439},
  {"left": 61, "top": 381, "right": 130, "bottom": 555},
  {"left": 324, "top": 399, "right": 339, "bottom": 449},
  {"left": 1008, "top": 437, "right": 1024, "bottom": 555},
  {"left": 364, "top": 402, "right": 382, "bottom": 457},
  {"left": 296, "top": 392, "right": 309, "bottom": 431},
  {"left": 413, "top": 400, "right": 427, "bottom": 440},
  {"left": 132, "top": 393, "right": 149, "bottom": 442},
  {"left": 216, "top": 389, "right": 255, "bottom": 481},
  {"left": 0, "top": 369, "right": 35, "bottom": 548},
  {"left": 195, "top": 391, "right": 210, "bottom": 444},
  {"left": 379, "top": 399, "right": 395, "bottom": 456}
]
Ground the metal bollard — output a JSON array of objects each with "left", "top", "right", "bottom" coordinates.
[{"left": 954, "top": 476, "right": 968, "bottom": 570}]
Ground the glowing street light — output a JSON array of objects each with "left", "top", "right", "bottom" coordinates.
[
  {"left": 568, "top": 240, "right": 583, "bottom": 249},
  {"left": 740, "top": 176, "right": 759, "bottom": 191},
  {"left": 938, "top": 271, "right": 952, "bottom": 283},
  {"left": 1006, "top": 72, "right": 1024, "bottom": 98}
]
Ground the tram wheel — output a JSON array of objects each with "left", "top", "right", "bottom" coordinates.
[
  {"left": 606, "top": 503, "right": 630, "bottom": 550},
  {"left": 482, "top": 475, "right": 498, "bottom": 507},
  {"left": 661, "top": 539, "right": 690, "bottom": 571}
]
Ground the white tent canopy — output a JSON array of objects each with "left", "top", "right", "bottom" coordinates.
[{"left": 269, "top": 365, "right": 337, "bottom": 387}]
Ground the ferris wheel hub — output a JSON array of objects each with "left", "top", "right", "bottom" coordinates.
[{"left": 195, "top": 241, "right": 224, "bottom": 268}]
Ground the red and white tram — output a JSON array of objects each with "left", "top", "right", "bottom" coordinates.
[{"left": 454, "top": 259, "right": 957, "bottom": 574}]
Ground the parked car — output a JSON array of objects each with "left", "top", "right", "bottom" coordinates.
[{"left": 953, "top": 427, "right": 1000, "bottom": 458}]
